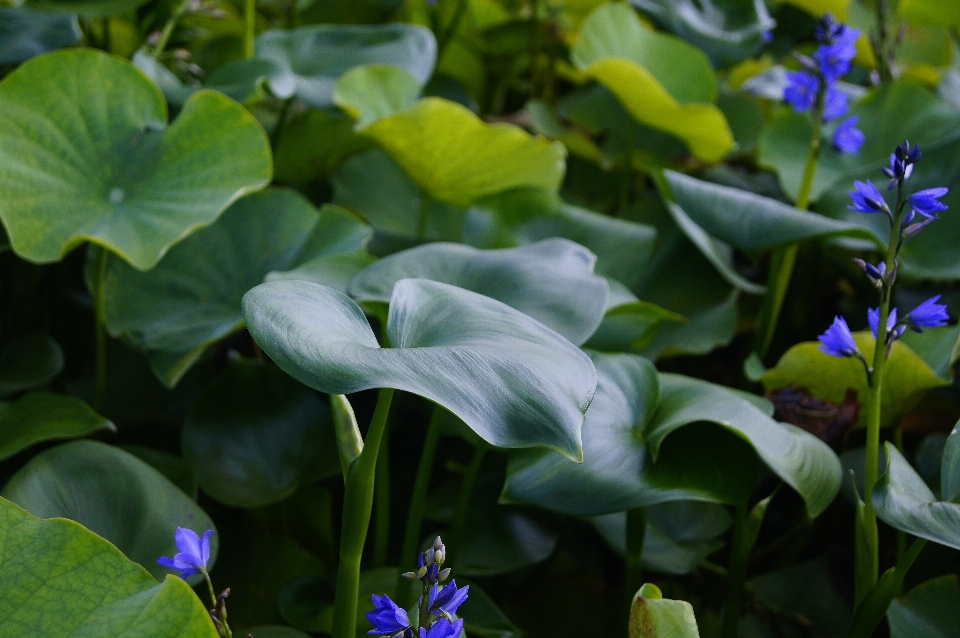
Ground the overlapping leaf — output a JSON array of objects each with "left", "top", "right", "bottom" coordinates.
[
  {"left": 0, "top": 392, "right": 114, "bottom": 460},
  {"left": 0, "top": 7, "right": 78, "bottom": 65},
  {"left": 0, "top": 334, "right": 63, "bottom": 396}
]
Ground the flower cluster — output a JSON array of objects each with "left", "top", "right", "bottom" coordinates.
[
  {"left": 367, "top": 537, "right": 468, "bottom": 638},
  {"left": 818, "top": 140, "right": 950, "bottom": 367},
  {"left": 783, "top": 13, "right": 864, "bottom": 154}
]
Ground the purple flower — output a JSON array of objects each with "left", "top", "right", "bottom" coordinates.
[
  {"left": 848, "top": 180, "right": 888, "bottom": 214},
  {"left": 881, "top": 152, "right": 914, "bottom": 189},
  {"left": 818, "top": 316, "right": 861, "bottom": 358},
  {"left": 784, "top": 71, "right": 819, "bottom": 112},
  {"left": 867, "top": 307, "right": 903, "bottom": 342},
  {"left": 816, "top": 41, "right": 856, "bottom": 83},
  {"left": 366, "top": 595, "right": 413, "bottom": 637},
  {"left": 815, "top": 13, "right": 859, "bottom": 46},
  {"left": 428, "top": 580, "right": 469, "bottom": 620},
  {"left": 762, "top": 30, "right": 773, "bottom": 43},
  {"left": 157, "top": 527, "right": 213, "bottom": 579},
  {"left": 909, "top": 188, "right": 949, "bottom": 217},
  {"left": 905, "top": 295, "right": 950, "bottom": 332},
  {"left": 420, "top": 618, "right": 464, "bottom": 638},
  {"left": 823, "top": 86, "right": 849, "bottom": 122},
  {"left": 832, "top": 115, "right": 864, "bottom": 154}
]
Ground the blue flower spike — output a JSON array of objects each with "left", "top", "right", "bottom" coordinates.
[
  {"left": 420, "top": 618, "right": 464, "bottom": 638},
  {"left": 909, "top": 188, "right": 949, "bottom": 217},
  {"left": 867, "top": 307, "right": 905, "bottom": 344},
  {"left": 784, "top": 71, "right": 819, "bottom": 112},
  {"left": 157, "top": 527, "right": 213, "bottom": 579},
  {"left": 366, "top": 595, "right": 414, "bottom": 637},
  {"left": 848, "top": 180, "right": 889, "bottom": 214},
  {"left": 823, "top": 86, "right": 849, "bottom": 122},
  {"left": 832, "top": 115, "right": 864, "bottom": 155},
  {"left": 853, "top": 259, "right": 887, "bottom": 287},
  {"left": 818, "top": 316, "right": 861, "bottom": 358},
  {"left": 906, "top": 295, "right": 950, "bottom": 333}
]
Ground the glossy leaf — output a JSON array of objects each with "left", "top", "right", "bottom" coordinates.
[
  {"left": 363, "top": 97, "right": 566, "bottom": 207},
  {"left": 0, "top": 7, "right": 78, "bottom": 65},
  {"left": 2, "top": 440, "right": 218, "bottom": 579},
  {"left": 762, "top": 332, "right": 948, "bottom": 429},
  {"left": 334, "top": 64, "right": 422, "bottom": 129},
  {"left": 0, "top": 49, "right": 271, "bottom": 270},
  {"left": 872, "top": 443, "right": 960, "bottom": 550},
  {"left": 0, "top": 333, "right": 63, "bottom": 396},
  {"left": 887, "top": 575, "right": 960, "bottom": 638},
  {"left": 349, "top": 239, "right": 609, "bottom": 344},
  {"left": 256, "top": 23, "right": 436, "bottom": 108},
  {"left": 102, "top": 189, "right": 370, "bottom": 386},
  {"left": 182, "top": 357, "right": 340, "bottom": 508},
  {"left": 0, "top": 497, "right": 217, "bottom": 637},
  {"left": 243, "top": 279, "right": 596, "bottom": 460},
  {"left": 0, "top": 392, "right": 113, "bottom": 461},
  {"left": 628, "top": 583, "right": 701, "bottom": 638}
]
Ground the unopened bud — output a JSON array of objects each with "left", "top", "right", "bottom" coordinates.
[
  {"left": 402, "top": 571, "right": 417, "bottom": 580},
  {"left": 424, "top": 548, "right": 435, "bottom": 565},
  {"left": 434, "top": 549, "right": 445, "bottom": 565},
  {"left": 439, "top": 568, "right": 451, "bottom": 582},
  {"left": 417, "top": 566, "right": 428, "bottom": 579},
  {"left": 433, "top": 536, "right": 444, "bottom": 551}
]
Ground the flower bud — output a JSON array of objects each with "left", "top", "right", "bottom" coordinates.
[
  {"left": 439, "top": 568, "right": 451, "bottom": 582},
  {"left": 402, "top": 571, "right": 417, "bottom": 580},
  {"left": 417, "top": 566, "right": 428, "bottom": 579},
  {"left": 424, "top": 548, "right": 436, "bottom": 565},
  {"left": 435, "top": 549, "right": 445, "bottom": 565}
]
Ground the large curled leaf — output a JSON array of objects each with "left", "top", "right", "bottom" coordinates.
[
  {"left": 256, "top": 23, "right": 436, "bottom": 108},
  {"left": 243, "top": 279, "right": 596, "bottom": 460},
  {"left": 362, "top": 98, "right": 567, "bottom": 207},
  {"left": 0, "top": 497, "right": 217, "bottom": 637},
  {"left": 182, "top": 356, "right": 340, "bottom": 508},
  {"left": 2, "top": 440, "right": 218, "bottom": 580},
  {"left": 572, "top": 4, "right": 733, "bottom": 161},
  {"left": 0, "top": 392, "right": 114, "bottom": 461},
  {"left": 102, "top": 189, "right": 370, "bottom": 386},
  {"left": 0, "top": 333, "right": 63, "bottom": 396},
  {"left": 762, "top": 332, "right": 948, "bottom": 429},
  {"left": 887, "top": 575, "right": 960, "bottom": 638},
  {"left": 348, "top": 239, "right": 609, "bottom": 344},
  {"left": 0, "top": 7, "right": 78, "bottom": 65},
  {"left": 0, "top": 49, "right": 271, "bottom": 270}
]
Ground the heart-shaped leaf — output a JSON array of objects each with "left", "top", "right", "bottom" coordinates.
[
  {"left": 334, "top": 64, "right": 422, "bottom": 129},
  {"left": 0, "top": 497, "right": 217, "bottom": 637},
  {"left": 102, "top": 188, "right": 370, "bottom": 386},
  {"left": 887, "top": 575, "right": 960, "bottom": 638},
  {"left": 0, "top": 48, "right": 271, "bottom": 270},
  {"left": 0, "top": 392, "right": 114, "bottom": 461},
  {"left": 182, "top": 356, "right": 340, "bottom": 508},
  {"left": 2, "top": 440, "right": 218, "bottom": 580},
  {"left": 348, "top": 239, "right": 609, "bottom": 345},
  {"left": 0, "top": 333, "right": 64, "bottom": 396},
  {"left": 0, "top": 7, "right": 78, "bottom": 65},
  {"left": 362, "top": 97, "right": 567, "bottom": 207},
  {"left": 242, "top": 279, "right": 596, "bottom": 460},
  {"left": 256, "top": 23, "right": 436, "bottom": 108},
  {"left": 873, "top": 442, "right": 960, "bottom": 550}
]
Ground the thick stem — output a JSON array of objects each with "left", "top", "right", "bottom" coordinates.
[
  {"left": 151, "top": 0, "right": 193, "bottom": 59},
  {"left": 373, "top": 421, "right": 391, "bottom": 567},
  {"left": 721, "top": 503, "right": 749, "bottom": 638},
  {"left": 331, "top": 388, "right": 395, "bottom": 638},
  {"left": 244, "top": 0, "right": 256, "bottom": 58},
  {"left": 396, "top": 405, "right": 445, "bottom": 608},
  {"left": 448, "top": 443, "right": 488, "bottom": 567},
  {"left": 93, "top": 247, "right": 108, "bottom": 412},
  {"left": 624, "top": 507, "right": 647, "bottom": 611}
]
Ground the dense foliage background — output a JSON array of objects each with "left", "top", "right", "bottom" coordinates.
[{"left": 2, "top": 0, "right": 960, "bottom": 637}]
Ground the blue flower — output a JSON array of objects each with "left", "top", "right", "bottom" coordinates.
[
  {"left": 815, "top": 13, "right": 859, "bottom": 46},
  {"left": 832, "top": 115, "right": 864, "bottom": 154},
  {"left": 909, "top": 188, "right": 949, "bottom": 217},
  {"left": 157, "top": 527, "right": 213, "bottom": 579},
  {"left": 366, "top": 594, "right": 413, "bottom": 637},
  {"left": 881, "top": 152, "right": 914, "bottom": 189},
  {"left": 815, "top": 39, "right": 857, "bottom": 83},
  {"left": 823, "top": 86, "right": 849, "bottom": 122},
  {"left": 420, "top": 618, "right": 464, "bottom": 638},
  {"left": 428, "top": 580, "right": 469, "bottom": 620},
  {"left": 906, "top": 295, "right": 950, "bottom": 332},
  {"left": 848, "top": 180, "right": 888, "bottom": 214},
  {"left": 784, "top": 71, "right": 819, "bottom": 112},
  {"left": 867, "top": 307, "right": 903, "bottom": 342},
  {"left": 818, "top": 316, "right": 861, "bottom": 358}
]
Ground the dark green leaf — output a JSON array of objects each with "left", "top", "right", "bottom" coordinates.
[
  {"left": 0, "top": 333, "right": 64, "bottom": 396},
  {"left": 0, "top": 7, "right": 78, "bottom": 65},
  {"left": 940, "top": 422, "right": 960, "bottom": 503},
  {"left": 887, "top": 575, "right": 960, "bottom": 638},
  {"left": 628, "top": 583, "right": 701, "bottom": 638},
  {"left": 334, "top": 64, "right": 422, "bottom": 128},
  {"left": 0, "top": 392, "right": 113, "bottom": 460}
]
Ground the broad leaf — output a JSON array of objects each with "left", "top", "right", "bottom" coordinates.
[
  {"left": 762, "top": 332, "right": 948, "bottom": 429},
  {"left": 133, "top": 52, "right": 280, "bottom": 108},
  {"left": 899, "top": 0, "right": 960, "bottom": 29},
  {"left": 0, "top": 392, "right": 114, "bottom": 461},
  {"left": 0, "top": 333, "right": 63, "bottom": 396},
  {"left": 628, "top": 583, "right": 701, "bottom": 638},
  {"left": 348, "top": 239, "right": 609, "bottom": 345},
  {"left": 0, "top": 49, "right": 271, "bottom": 270},
  {"left": 334, "top": 64, "right": 422, "bottom": 129},
  {"left": 887, "top": 575, "right": 960, "bottom": 638},
  {"left": 0, "top": 7, "right": 78, "bottom": 65},
  {"left": 572, "top": 4, "right": 733, "bottom": 161},
  {"left": 182, "top": 357, "right": 340, "bottom": 508},
  {"left": 0, "top": 497, "right": 217, "bottom": 637},
  {"left": 2, "top": 440, "right": 218, "bottom": 579},
  {"left": 901, "top": 322, "right": 960, "bottom": 382},
  {"left": 362, "top": 97, "right": 567, "bottom": 207},
  {"left": 256, "top": 23, "right": 436, "bottom": 108},
  {"left": 102, "top": 189, "right": 370, "bottom": 386},
  {"left": 872, "top": 443, "right": 960, "bottom": 550},
  {"left": 242, "top": 279, "right": 596, "bottom": 460},
  {"left": 274, "top": 109, "right": 374, "bottom": 185}
]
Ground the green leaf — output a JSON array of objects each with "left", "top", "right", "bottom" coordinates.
[
  {"left": 256, "top": 23, "right": 436, "bottom": 108},
  {"left": 583, "top": 297, "right": 687, "bottom": 353},
  {"left": 241, "top": 627, "right": 312, "bottom": 638},
  {"left": 2, "top": 440, "right": 218, "bottom": 580},
  {"left": 572, "top": 4, "right": 733, "bottom": 161},
  {"left": 901, "top": 322, "right": 960, "bottom": 382},
  {"left": 362, "top": 97, "right": 566, "bottom": 207},
  {"left": 334, "top": 64, "right": 422, "bottom": 129},
  {"left": 0, "top": 49, "right": 272, "bottom": 270},
  {"left": 0, "top": 333, "right": 64, "bottom": 396},
  {"left": 0, "top": 7, "right": 78, "bottom": 65},
  {"left": 628, "top": 583, "right": 701, "bottom": 638},
  {"left": 762, "top": 332, "right": 949, "bottom": 429},
  {"left": 458, "top": 579, "right": 526, "bottom": 638},
  {"left": 102, "top": 189, "right": 370, "bottom": 387},
  {"left": 273, "top": 109, "right": 374, "bottom": 185},
  {"left": 749, "top": 558, "right": 852, "bottom": 638},
  {"left": 0, "top": 497, "right": 217, "bottom": 637},
  {"left": 182, "top": 357, "right": 340, "bottom": 508},
  {"left": 887, "top": 575, "right": 960, "bottom": 638},
  {"left": 242, "top": 279, "right": 596, "bottom": 460},
  {"left": 899, "top": 0, "right": 960, "bottom": 29},
  {"left": 133, "top": 51, "right": 280, "bottom": 108},
  {"left": 348, "top": 239, "right": 609, "bottom": 345},
  {"left": 940, "top": 422, "right": 960, "bottom": 503},
  {"left": 873, "top": 443, "right": 960, "bottom": 550},
  {"left": 0, "top": 392, "right": 114, "bottom": 460},
  {"left": 123, "top": 445, "right": 198, "bottom": 500},
  {"left": 23, "top": 0, "right": 152, "bottom": 16}
]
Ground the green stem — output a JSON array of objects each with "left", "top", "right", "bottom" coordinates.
[
  {"left": 752, "top": 93, "right": 824, "bottom": 359},
  {"left": 448, "top": 443, "right": 488, "bottom": 567},
  {"left": 436, "top": 0, "right": 468, "bottom": 61},
  {"left": 721, "top": 503, "right": 749, "bottom": 638},
  {"left": 624, "top": 507, "right": 647, "bottom": 611},
  {"left": 270, "top": 97, "right": 294, "bottom": 150},
  {"left": 396, "top": 405, "right": 445, "bottom": 608},
  {"left": 202, "top": 571, "right": 232, "bottom": 638},
  {"left": 93, "top": 246, "right": 108, "bottom": 412},
  {"left": 151, "top": 0, "right": 192, "bottom": 59},
  {"left": 373, "top": 421, "right": 391, "bottom": 567},
  {"left": 244, "top": 0, "right": 256, "bottom": 58},
  {"left": 331, "top": 388, "right": 395, "bottom": 638}
]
